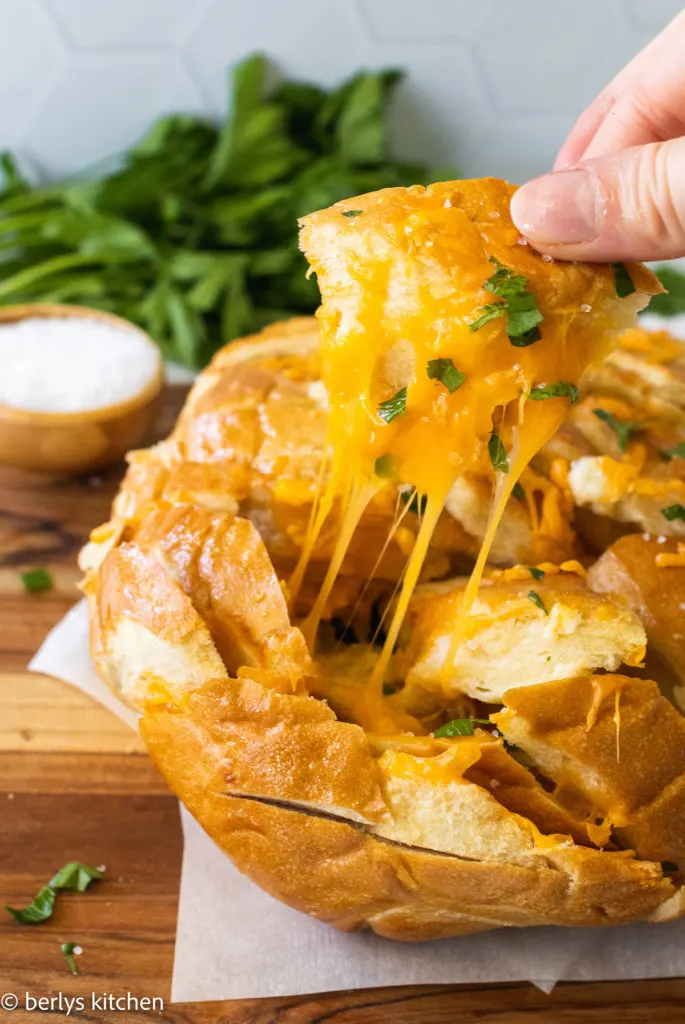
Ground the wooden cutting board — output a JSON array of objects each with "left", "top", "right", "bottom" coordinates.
[{"left": 1, "top": 384, "right": 683, "bottom": 1023}]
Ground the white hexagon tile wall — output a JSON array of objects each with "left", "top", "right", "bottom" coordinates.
[{"left": 1, "top": 0, "right": 683, "bottom": 185}]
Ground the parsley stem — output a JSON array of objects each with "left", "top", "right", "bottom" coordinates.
[{"left": 0, "top": 254, "right": 101, "bottom": 299}]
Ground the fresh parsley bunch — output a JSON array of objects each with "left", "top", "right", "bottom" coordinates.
[{"left": 0, "top": 55, "right": 440, "bottom": 368}]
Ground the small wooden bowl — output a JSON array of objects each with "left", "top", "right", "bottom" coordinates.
[{"left": 0, "top": 304, "right": 164, "bottom": 475}]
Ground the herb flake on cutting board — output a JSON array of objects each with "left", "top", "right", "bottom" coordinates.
[
  {"left": 61, "top": 943, "right": 80, "bottom": 976},
  {"left": 20, "top": 567, "right": 53, "bottom": 593},
  {"left": 5, "top": 862, "right": 102, "bottom": 924}
]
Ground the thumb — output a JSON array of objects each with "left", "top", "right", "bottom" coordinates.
[{"left": 510, "top": 138, "right": 685, "bottom": 263}]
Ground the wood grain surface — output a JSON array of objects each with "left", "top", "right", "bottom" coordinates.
[{"left": 0, "top": 384, "right": 683, "bottom": 1023}]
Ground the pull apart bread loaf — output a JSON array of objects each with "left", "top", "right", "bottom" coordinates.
[{"left": 81, "top": 178, "right": 685, "bottom": 940}]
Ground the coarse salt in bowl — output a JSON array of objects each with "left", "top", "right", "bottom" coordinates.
[
  {"left": 0, "top": 304, "right": 163, "bottom": 474},
  {"left": 0, "top": 315, "right": 161, "bottom": 413}
]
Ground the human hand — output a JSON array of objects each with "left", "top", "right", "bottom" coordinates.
[{"left": 510, "top": 10, "right": 685, "bottom": 262}]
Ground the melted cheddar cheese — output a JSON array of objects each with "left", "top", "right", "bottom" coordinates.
[
  {"left": 296, "top": 178, "right": 657, "bottom": 722},
  {"left": 488, "top": 560, "right": 587, "bottom": 583},
  {"left": 379, "top": 739, "right": 483, "bottom": 784}
]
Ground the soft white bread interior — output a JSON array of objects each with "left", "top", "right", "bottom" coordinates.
[{"left": 401, "top": 566, "right": 646, "bottom": 702}]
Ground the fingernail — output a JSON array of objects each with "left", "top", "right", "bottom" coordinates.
[{"left": 510, "top": 169, "right": 599, "bottom": 244}]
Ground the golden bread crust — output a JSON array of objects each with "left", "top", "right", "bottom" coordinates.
[
  {"left": 132, "top": 503, "right": 311, "bottom": 677},
  {"left": 588, "top": 534, "right": 685, "bottom": 695},
  {"left": 84, "top": 498, "right": 683, "bottom": 936},
  {"left": 300, "top": 179, "right": 658, "bottom": 317},
  {"left": 141, "top": 699, "right": 675, "bottom": 937},
  {"left": 494, "top": 674, "right": 685, "bottom": 862}
]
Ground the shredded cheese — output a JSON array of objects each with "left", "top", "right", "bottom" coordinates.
[{"left": 656, "top": 542, "right": 685, "bottom": 568}]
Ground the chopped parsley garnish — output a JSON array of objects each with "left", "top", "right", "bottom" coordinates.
[
  {"left": 661, "top": 442, "right": 685, "bottom": 461},
  {"left": 342, "top": 209, "right": 363, "bottom": 218},
  {"left": 527, "top": 590, "right": 548, "bottom": 615},
  {"left": 469, "top": 303, "right": 507, "bottom": 332},
  {"left": 433, "top": 718, "right": 491, "bottom": 738},
  {"left": 488, "top": 432, "right": 509, "bottom": 472},
  {"left": 661, "top": 504, "right": 685, "bottom": 522},
  {"left": 374, "top": 454, "right": 396, "bottom": 478},
  {"left": 61, "top": 942, "right": 79, "bottom": 976},
  {"left": 529, "top": 381, "right": 579, "bottom": 404},
  {"left": 613, "top": 262, "right": 636, "bottom": 298},
  {"left": 592, "top": 408, "right": 646, "bottom": 453},
  {"left": 426, "top": 358, "right": 466, "bottom": 393},
  {"left": 528, "top": 566, "right": 545, "bottom": 581},
  {"left": 400, "top": 488, "right": 427, "bottom": 515},
  {"left": 470, "top": 259, "right": 543, "bottom": 346},
  {"left": 662, "top": 861, "right": 679, "bottom": 873},
  {"left": 512, "top": 481, "right": 526, "bottom": 502},
  {"left": 20, "top": 567, "right": 53, "bottom": 593},
  {"left": 5, "top": 862, "right": 102, "bottom": 925},
  {"left": 378, "top": 387, "right": 407, "bottom": 424}
]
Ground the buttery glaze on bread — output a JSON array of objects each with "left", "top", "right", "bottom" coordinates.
[{"left": 81, "top": 178, "right": 685, "bottom": 940}]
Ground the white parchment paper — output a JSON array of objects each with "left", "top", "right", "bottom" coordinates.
[{"left": 29, "top": 601, "right": 685, "bottom": 1001}]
